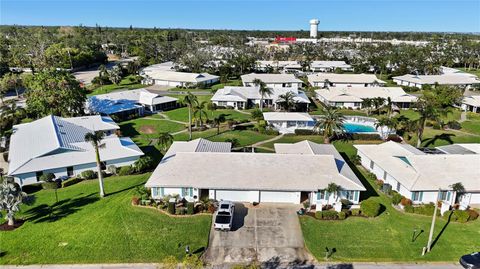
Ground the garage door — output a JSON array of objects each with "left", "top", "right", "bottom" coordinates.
[
  {"left": 215, "top": 190, "right": 259, "bottom": 203},
  {"left": 260, "top": 191, "right": 300, "bottom": 204},
  {"left": 154, "top": 80, "right": 169, "bottom": 86}
]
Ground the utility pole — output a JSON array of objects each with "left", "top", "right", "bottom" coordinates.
[{"left": 426, "top": 189, "right": 440, "bottom": 252}]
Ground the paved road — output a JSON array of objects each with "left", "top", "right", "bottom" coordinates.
[{"left": 203, "top": 203, "right": 313, "bottom": 266}]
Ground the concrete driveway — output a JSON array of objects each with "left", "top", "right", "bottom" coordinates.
[{"left": 203, "top": 203, "right": 313, "bottom": 267}]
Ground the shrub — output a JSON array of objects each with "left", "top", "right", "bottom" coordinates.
[
  {"left": 338, "top": 211, "right": 347, "bottom": 220},
  {"left": 62, "top": 177, "right": 83, "bottom": 188},
  {"left": 42, "top": 181, "right": 59, "bottom": 189},
  {"left": 400, "top": 197, "right": 412, "bottom": 206},
  {"left": 320, "top": 210, "right": 338, "bottom": 220},
  {"left": 467, "top": 209, "right": 479, "bottom": 221},
  {"left": 391, "top": 191, "right": 403, "bottom": 205},
  {"left": 250, "top": 109, "right": 263, "bottom": 120},
  {"left": 348, "top": 133, "right": 382, "bottom": 141},
  {"left": 351, "top": 208, "right": 361, "bottom": 216},
  {"left": 386, "top": 134, "right": 403, "bottom": 143},
  {"left": 133, "top": 156, "right": 155, "bottom": 173},
  {"left": 167, "top": 202, "right": 176, "bottom": 214},
  {"left": 21, "top": 183, "right": 43, "bottom": 194},
  {"left": 375, "top": 179, "right": 384, "bottom": 188},
  {"left": 446, "top": 120, "right": 461, "bottom": 130},
  {"left": 453, "top": 210, "right": 470, "bottom": 223},
  {"left": 360, "top": 198, "right": 382, "bottom": 217},
  {"left": 187, "top": 202, "right": 195, "bottom": 215},
  {"left": 404, "top": 205, "right": 414, "bottom": 213},
  {"left": 366, "top": 172, "right": 377, "bottom": 181},
  {"left": 131, "top": 196, "right": 140, "bottom": 205},
  {"left": 175, "top": 207, "right": 186, "bottom": 215},
  {"left": 414, "top": 203, "right": 436, "bottom": 216},
  {"left": 315, "top": 211, "right": 323, "bottom": 219},
  {"left": 432, "top": 122, "right": 441, "bottom": 130},
  {"left": 118, "top": 165, "right": 134, "bottom": 176},
  {"left": 39, "top": 173, "right": 56, "bottom": 182},
  {"left": 107, "top": 165, "right": 117, "bottom": 175},
  {"left": 80, "top": 170, "right": 96, "bottom": 180},
  {"left": 294, "top": 129, "right": 315, "bottom": 135}
]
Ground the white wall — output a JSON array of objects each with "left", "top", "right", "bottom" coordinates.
[
  {"left": 311, "top": 190, "right": 360, "bottom": 206},
  {"left": 106, "top": 156, "right": 140, "bottom": 168},
  {"left": 214, "top": 190, "right": 260, "bottom": 203}
]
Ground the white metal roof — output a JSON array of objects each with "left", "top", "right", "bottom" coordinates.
[
  {"left": 462, "top": 95, "right": 480, "bottom": 108},
  {"left": 263, "top": 112, "right": 314, "bottom": 122},
  {"left": 143, "top": 70, "right": 219, "bottom": 83},
  {"left": 315, "top": 87, "right": 417, "bottom": 103},
  {"left": 161, "top": 138, "right": 232, "bottom": 163},
  {"left": 241, "top": 73, "right": 303, "bottom": 84},
  {"left": 8, "top": 115, "right": 142, "bottom": 176},
  {"left": 211, "top": 86, "right": 310, "bottom": 104},
  {"left": 436, "top": 143, "right": 480, "bottom": 155},
  {"left": 355, "top": 142, "right": 480, "bottom": 191},
  {"left": 146, "top": 151, "right": 366, "bottom": 191},
  {"left": 308, "top": 73, "right": 386, "bottom": 84},
  {"left": 393, "top": 74, "right": 480, "bottom": 85}
]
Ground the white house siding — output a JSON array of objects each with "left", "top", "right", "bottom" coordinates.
[
  {"left": 259, "top": 191, "right": 300, "bottom": 203},
  {"left": 213, "top": 190, "right": 260, "bottom": 203},
  {"left": 15, "top": 173, "right": 38, "bottom": 186},
  {"left": 469, "top": 193, "right": 480, "bottom": 206},
  {"left": 312, "top": 190, "right": 360, "bottom": 206},
  {"left": 105, "top": 156, "right": 140, "bottom": 168},
  {"left": 150, "top": 187, "right": 199, "bottom": 200}
]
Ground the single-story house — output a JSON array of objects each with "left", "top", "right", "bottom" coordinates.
[
  {"left": 310, "top": 61, "right": 353, "bottom": 72},
  {"left": 263, "top": 112, "right": 315, "bottom": 134},
  {"left": 355, "top": 141, "right": 480, "bottom": 208},
  {"left": 315, "top": 86, "right": 417, "bottom": 109},
  {"left": 254, "top": 60, "right": 352, "bottom": 73},
  {"left": 211, "top": 86, "right": 310, "bottom": 110},
  {"left": 141, "top": 70, "right": 219, "bottom": 87},
  {"left": 8, "top": 115, "right": 144, "bottom": 186},
  {"left": 436, "top": 143, "right": 480, "bottom": 155},
  {"left": 241, "top": 73, "right": 303, "bottom": 90},
  {"left": 392, "top": 74, "right": 480, "bottom": 89},
  {"left": 308, "top": 73, "right": 386, "bottom": 88},
  {"left": 461, "top": 95, "right": 480, "bottom": 113},
  {"left": 145, "top": 139, "right": 365, "bottom": 205},
  {"left": 87, "top": 89, "right": 178, "bottom": 118}
]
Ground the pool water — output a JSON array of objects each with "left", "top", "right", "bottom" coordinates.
[{"left": 343, "top": 123, "right": 376, "bottom": 133}]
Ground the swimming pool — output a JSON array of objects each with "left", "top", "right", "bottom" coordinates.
[{"left": 343, "top": 122, "right": 377, "bottom": 133}]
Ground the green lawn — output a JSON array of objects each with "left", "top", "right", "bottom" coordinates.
[
  {"left": 457, "top": 67, "right": 480, "bottom": 77},
  {"left": 174, "top": 128, "right": 275, "bottom": 147},
  {"left": 162, "top": 107, "right": 252, "bottom": 123},
  {"left": 87, "top": 75, "right": 144, "bottom": 96},
  {"left": 0, "top": 174, "right": 211, "bottom": 264},
  {"left": 301, "top": 143, "right": 480, "bottom": 262},
  {"left": 376, "top": 74, "right": 398, "bottom": 87}
]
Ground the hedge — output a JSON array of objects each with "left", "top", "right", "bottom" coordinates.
[
  {"left": 42, "top": 181, "right": 59, "bottom": 190},
  {"left": 391, "top": 191, "right": 403, "bottom": 205},
  {"left": 343, "top": 133, "right": 382, "bottom": 141},
  {"left": 187, "top": 202, "right": 195, "bottom": 215},
  {"left": 315, "top": 210, "right": 338, "bottom": 220},
  {"left": 351, "top": 208, "right": 361, "bottom": 216},
  {"left": 360, "top": 198, "right": 382, "bottom": 217},
  {"left": 118, "top": 165, "right": 135, "bottom": 176},
  {"left": 61, "top": 177, "right": 84, "bottom": 188},
  {"left": 443, "top": 209, "right": 479, "bottom": 223},
  {"left": 80, "top": 170, "right": 96, "bottom": 180},
  {"left": 294, "top": 129, "right": 316, "bottom": 135},
  {"left": 167, "top": 202, "right": 176, "bottom": 215}
]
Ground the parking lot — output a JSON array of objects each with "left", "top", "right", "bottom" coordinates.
[{"left": 203, "top": 203, "right": 313, "bottom": 266}]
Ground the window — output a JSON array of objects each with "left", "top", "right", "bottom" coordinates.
[
  {"left": 335, "top": 102, "right": 344, "bottom": 107},
  {"left": 439, "top": 191, "right": 451, "bottom": 201},
  {"left": 354, "top": 102, "right": 361, "bottom": 107},
  {"left": 411, "top": 191, "right": 423, "bottom": 202},
  {"left": 396, "top": 182, "right": 401, "bottom": 192},
  {"left": 344, "top": 191, "right": 354, "bottom": 200},
  {"left": 369, "top": 160, "right": 374, "bottom": 170},
  {"left": 152, "top": 187, "right": 158, "bottom": 197},
  {"left": 182, "top": 187, "right": 193, "bottom": 197},
  {"left": 35, "top": 171, "right": 43, "bottom": 182},
  {"left": 317, "top": 191, "right": 326, "bottom": 200},
  {"left": 67, "top": 166, "right": 74, "bottom": 177},
  {"left": 218, "top": 101, "right": 227, "bottom": 106}
]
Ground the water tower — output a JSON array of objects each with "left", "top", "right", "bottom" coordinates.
[{"left": 309, "top": 19, "right": 319, "bottom": 38}]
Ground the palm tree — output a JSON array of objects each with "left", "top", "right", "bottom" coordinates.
[
  {"left": 253, "top": 78, "right": 272, "bottom": 111},
  {"left": 372, "top": 97, "right": 386, "bottom": 115},
  {"left": 213, "top": 114, "right": 226, "bottom": 135},
  {"left": 84, "top": 131, "right": 106, "bottom": 197},
  {"left": 325, "top": 182, "right": 342, "bottom": 207},
  {"left": 361, "top": 98, "right": 373, "bottom": 115},
  {"left": 108, "top": 65, "right": 122, "bottom": 85},
  {"left": 413, "top": 96, "right": 444, "bottom": 148},
  {"left": 157, "top": 132, "right": 174, "bottom": 153},
  {"left": 383, "top": 97, "right": 394, "bottom": 118},
  {"left": 99, "top": 64, "right": 108, "bottom": 78},
  {"left": 180, "top": 93, "right": 198, "bottom": 140},
  {"left": 0, "top": 177, "right": 32, "bottom": 226},
  {"left": 193, "top": 101, "right": 208, "bottom": 127},
  {"left": 450, "top": 182, "right": 466, "bottom": 205},
  {"left": 277, "top": 91, "right": 297, "bottom": 111},
  {"left": 206, "top": 101, "right": 217, "bottom": 118},
  {"left": 375, "top": 117, "right": 394, "bottom": 139},
  {"left": 314, "top": 106, "right": 345, "bottom": 144}
]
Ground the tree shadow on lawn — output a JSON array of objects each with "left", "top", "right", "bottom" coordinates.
[
  {"left": 422, "top": 133, "right": 455, "bottom": 147},
  {"left": 339, "top": 152, "right": 378, "bottom": 200},
  {"left": 105, "top": 181, "right": 145, "bottom": 197},
  {"left": 140, "top": 145, "right": 163, "bottom": 163},
  {"left": 24, "top": 193, "right": 99, "bottom": 224},
  {"left": 119, "top": 122, "right": 140, "bottom": 138}
]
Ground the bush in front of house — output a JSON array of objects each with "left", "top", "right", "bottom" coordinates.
[
  {"left": 80, "top": 170, "right": 96, "bottom": 180},
  {"left": 167, "top": 202, "right": 176, "bottom": 215},
  {"left": 61, "top": 177, "right": 83, "bottom": 188},
  {"left": 39, "top": 173, "right": 56, "bottom": 182},
  {"left": 444, "top": 209, "right": 479, "bottom": 223},
  {"left": 187, "top": 202, "right": 195, "bottom": 215},
  {"left": 391, "top": 191, "right": 403, "bottom": 205},
  {"left": 131, "top": 196, "right": 140, "bottom": 205},
  {"left": 294, "top": 129, "right": 315, "bottom": 135},
  {"left": 446, "top": 120, "right": 461, "bottom": 130},
  {"left": 365, "top": 172, "right": 377, "bottom": 182},
  {"left": 107, "top": 165, "right": 117, "bottom": 175},
  {"left": 413, "top": 203, "right": 437, "bottom": 216},
  {"left": 346, "top": 133, "right": 382, "bottom": 141},
  {"left": 400, "top": 197, "right": 412, "bottom": 206},
  {"left": 404, "top": 205, "right": 414, "bottom": 213},
  {"left": 315, "top": 210, "right": 338, "bottom": 220},
  {"left": 338, "top": 211, "right": 347, "bottom": 220},
  {"left": 360, "top": 198, "right": 382, "bottom": 217},
  {"left": 118, "top": 165, "right": 134, "bottom": 176},
  {"left": 175, "top": 207, "right": 186, "bottom": 215},
  {"left": 351, "top": 208, "right": 361, "bottom": 216},
  {"left": 133, "top": 156, "right": 155, "bottom": 173}
]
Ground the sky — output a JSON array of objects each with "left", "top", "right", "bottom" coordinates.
[{"left": 1, "top": 0, "right": 479, "bottom": 33}]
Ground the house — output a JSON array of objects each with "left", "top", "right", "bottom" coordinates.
[
  {"left": 87, "top": 89, "right": 178, "bottom": 119},
  {"left": 308, "top": 73, "right": 386, "bottom": 88},
  {"left": 211, "top": 86, "right": 310, "bottom": 110},
  {"left": 310, "top": 61, "right": 353, "bottom": 72},
  {"left": 355, "top": 141, "right": 480, "bottom": 208},
  {"left": 145, "top": 139, "right": 365, "bottom": 205},
  {"left": 8, "top": 115, "right": 144, "bottom": 186},
  {"left": 254, "top": 60, "right": 352, "bottom": 73},
  {"left": 315, "top": 86, "right": 417, "bottom": 109},
  {"left": 461, "top": 95, "right": 480, "bottom": 113},
  {"left": 141, "top": 69, "right": 219, "bottom": 87},
  {"left": 263, "top": 112, "right": 315, "bottom": 134},
  {"left": 392, "top": 74, "right": 480, "bottom": 89},
  {"left": 241, "top": 73, "right": 303, "bottom": 90}
]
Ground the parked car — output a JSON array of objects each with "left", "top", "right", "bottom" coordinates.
[
  {"left": 460, "top": 252, "right": 480, "bottom": 269},
  {"left": 214, "top": 200, "right": 235, "bottom": 231}
]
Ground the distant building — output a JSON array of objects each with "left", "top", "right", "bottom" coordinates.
[
  {"left": 255, "top": 60, "right": 352, "bottom": 73},
  {"left": 263, "top": 112, "right": 315, "bottom": 134},
  {"left": 140, "top": 63, "right": 219, "bottom": 87},
  {"left": 315, "top": 86, "right": 417, "bottom": 109},
  {"left": 241, "top": 73, "right": 303, "bottom": 90},
  {"left": 392, "top": 73, "right": 479, "bottom": 89},
  {"left": 461, "top": 95, "right": 480, "bottom": 113},
  {"left": 211, "top": 86, "right": 310, "bottom": 110},
  {"left": 8, "top": 115, "right": 143, "bottom": 186},
  {"left": 87, "top": 89, "right": 178, "bottom": 119},
  {"left": 308, "top": 73, "right": 386, "bottom": 87}
]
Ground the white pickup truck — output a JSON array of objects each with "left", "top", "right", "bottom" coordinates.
[{"left": 213, "top": 201, "right": 235, "bottom": 231}]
